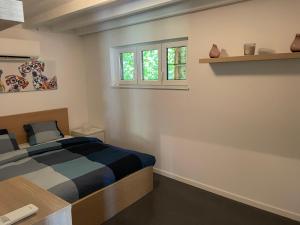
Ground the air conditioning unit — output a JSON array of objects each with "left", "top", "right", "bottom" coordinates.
[
  {"left": 0, "top": 38, "right": 40, "bottom": 61},
  {"left": 0, "top": 0, "right": 24, "bottom": 31}
]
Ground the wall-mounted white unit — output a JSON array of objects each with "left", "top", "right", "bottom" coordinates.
[
  {"left": 0, "top": 0, "right": 24, "bottom": 31},
  {"left": 0, "top": 38, "right": 40, "bottom": 60}
]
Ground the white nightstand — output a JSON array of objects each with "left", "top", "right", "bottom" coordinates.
[{"left": 71, "top": 127, "right": 105, "bottom": 142}]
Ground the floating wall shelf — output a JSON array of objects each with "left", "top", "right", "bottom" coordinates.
[{"left": 199, "top": 52, "right": 300, "bottom": 64}]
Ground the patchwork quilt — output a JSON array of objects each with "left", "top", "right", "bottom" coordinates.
[{"left": 0, "top": 137, "right": 156, "bottom": 203}]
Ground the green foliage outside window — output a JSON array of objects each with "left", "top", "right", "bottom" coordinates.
[
  {"left": 120, "top": 52, "right": 135, "bottom": 80},
  {"left": 120, "top": 45, "right": 187, "bottom": 82},
  {"left": 167, "top": 47, "right": 187, "bottom": 80},
  {"left": 142, "top": 50, "right": 159, "bottom": 80}
]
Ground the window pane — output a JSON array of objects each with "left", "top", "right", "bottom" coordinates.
[
  {"left": 168, "top": 65, "right": 186, "bottom": 80},
  {"left": 167, "top": 46, "right": 187, "bottom": 80},
  {"left": 142, "top": 49, "right": 159, "bottom": 81},
  {"left": 120, "top": 52, "right": 135, "bottom": 80}
]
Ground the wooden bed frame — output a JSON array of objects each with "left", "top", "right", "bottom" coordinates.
[
  {"left": 0, "top": 108, "right": 70, "bottom": 144},
  {"left": 0, "top": 108, "right": 154, "bottom": 225}
]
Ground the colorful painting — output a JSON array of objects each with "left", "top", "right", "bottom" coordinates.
[{"left": 0, "top": 59, "right": 57, "bottom": 93}]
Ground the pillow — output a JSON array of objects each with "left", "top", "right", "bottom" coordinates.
[
  {"left": 0, "top": 129, "right": 8, "bottom": 135},
  {"left": 24, "top": 121, "right": 64, "bottom": 146},
  {"left": 0, "top": 133, "right": 19, "bottom": 154}
]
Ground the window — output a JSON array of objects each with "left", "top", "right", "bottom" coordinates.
[
  {"left": 142, "top": 50, "right": 159, "bottom": 80},
  {"left": 120, "top": 52, "right": 135, "bottom": 81},
  {"left": 167, "top": 46, "right": 187, "bottom": 80},
  {"left": 111, "top": 39, "right": 188, "bottom": 89},
  {"left": 114, "top": 47, "right": 137, "bottom": 85},
  {"left": 138, "top": 44, "right": 161, "bottom": 85},
  {"left": 162, "top": 40, "right": 187, "bottom": 85}
]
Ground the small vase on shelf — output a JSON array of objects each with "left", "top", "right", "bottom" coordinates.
[
  {"left": 209, "top": 44, "right": 221, "bottom": 58},
  {"left": 291, "top": 34, "right": 300, "bottom": 52}
]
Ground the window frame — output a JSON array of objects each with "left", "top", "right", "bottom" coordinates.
[
  {"left": 162, "top": 40, "right": 188, "bottom": 86},
  {"left": 110, "top": 39, "right": 188, "bottom": 89},
  {"left": 137, "top": 44, "right": 162, "bottom": 85},
  {"left": 116, "top": 47, "right": 138, "bottom": 85}
]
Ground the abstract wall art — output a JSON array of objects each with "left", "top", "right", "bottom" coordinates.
[{"left": 0, "top": 59, "right": 57, "bottom": 93}]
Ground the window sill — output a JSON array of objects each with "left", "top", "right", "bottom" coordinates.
[{"left": 111, "top": 84, "right": 189, "bottom": 90}]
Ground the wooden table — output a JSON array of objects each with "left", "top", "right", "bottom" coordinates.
[{"left": 0, "top": 177, "right": 72, "bottom": 225}]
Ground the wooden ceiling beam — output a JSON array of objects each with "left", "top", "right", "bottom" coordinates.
[
  {"left": 24, "top": 0, "right": 117, "bottom": 28},
  {"left": 51, "top": 0, "right": 183, "bottom": 32},
  {"left": 75, "top": 0, "right": 249, "bottom": 36}
]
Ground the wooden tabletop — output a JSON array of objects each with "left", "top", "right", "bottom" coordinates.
[{"left": 0, "top": 177, "right": 71, "bottom": 225}]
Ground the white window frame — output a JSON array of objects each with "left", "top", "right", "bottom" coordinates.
[
  {"left": 162, "top": 40, "right": 188, "bottom": 86},
  {"left": 110, "top": 38, "right": 188, "bottom": 90},
  {"left": 115, "top": 47, "right": 138, "bottom": 85},
  {"left": 137, "top": 44, "right": 162, "bottom": 85}
]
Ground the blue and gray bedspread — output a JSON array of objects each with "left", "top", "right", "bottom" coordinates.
[{"left": 0, "top": 137, "right": 155, "bottom": 203}]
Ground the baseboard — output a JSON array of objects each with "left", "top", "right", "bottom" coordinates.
[{"left": 154, "top": 168, "right": 300, "bottom": 222}]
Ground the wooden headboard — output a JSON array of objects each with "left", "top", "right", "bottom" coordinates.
[{"left": 0, "top": 108, "right": 70, "bottom": 144}]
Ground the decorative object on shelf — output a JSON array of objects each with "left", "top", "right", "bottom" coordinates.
[
  {"left": 220, "top": 49, "right": 229, "bottom": 57},
  {"left": 244, "top": 43, "right": 256, "bottom": 55},
  {"left": 209, "top": 44, "right": 221, "bottom": 58},
  {"left": 258, "top": 48, "right": 276, "bottom": 55},
  {"left": 0, "top": 59, "right": 57, "bottom": 93},
  {"left": 290, "top": 34, "right": 300, "bottom": 52}
]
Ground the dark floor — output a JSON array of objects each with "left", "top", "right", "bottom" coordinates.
[{"left": 103, "top": 174, "right": 299, "bottom": 225}]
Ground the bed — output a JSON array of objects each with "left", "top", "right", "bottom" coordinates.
[{"left": 0, "top": 108, "right": 155, "bottom": 225}]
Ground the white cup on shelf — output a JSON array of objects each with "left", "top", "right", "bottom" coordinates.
[{"left": 244, "top": 43, "right": 256, "bottom": 55}]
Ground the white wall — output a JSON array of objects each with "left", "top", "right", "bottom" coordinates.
[
  {"left": 82, "top": 0, "right": 300, "bottom": 220},
  {"left": 0, "top": 26, "right": 89, "bottom": 128}
]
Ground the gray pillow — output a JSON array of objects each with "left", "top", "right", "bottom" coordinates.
[
  {"left": 0, "top": 133, "right": 19, "bottom": 154},
  {"left": 24, "top": 121, "right": 64, "bottom": 146}
]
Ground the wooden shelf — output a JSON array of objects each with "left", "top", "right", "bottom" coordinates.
[{"left": 199, "top": 52, "right": 300, "bottom": 64}]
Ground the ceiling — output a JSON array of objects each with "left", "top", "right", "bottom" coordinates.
[
  {"left": 23, "top": 0, "right": 73, "bottom": 18},
  {"left": 21, "top": 0, "right": 249, "bottom": 36}
]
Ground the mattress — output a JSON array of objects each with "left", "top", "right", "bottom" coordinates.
[{"left": 0, "top": 137, "right": 156, "bottom": 203}]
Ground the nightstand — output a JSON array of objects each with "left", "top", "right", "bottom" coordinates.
[
  {"left": 71, "top": 127, "right": 105, "bottom": 142},
  {"left": 0, "top": 177, "right": 72, "bottom": 225}
]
